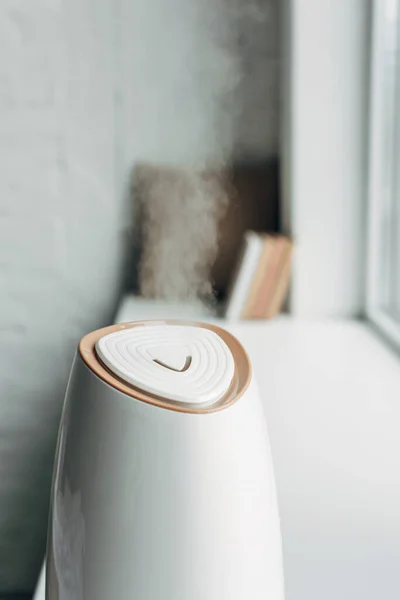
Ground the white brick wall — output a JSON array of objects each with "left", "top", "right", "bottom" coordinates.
[
  {"left": 0, "top": 0, "right": 122, "bottom": 591},
  {"left": 0, "top": 0, "right": 280, "bottom": 592}
]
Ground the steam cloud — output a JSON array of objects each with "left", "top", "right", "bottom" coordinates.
[
  {"left": 136, "top": 166, "right": 228, "bottom": 302},
  {"left": 136, "top": 0, "right": 271, "bottom": 302}
]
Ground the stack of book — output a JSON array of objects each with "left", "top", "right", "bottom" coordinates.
[{"left": 225, "top": 231, "right": 293, "bottom": 320}]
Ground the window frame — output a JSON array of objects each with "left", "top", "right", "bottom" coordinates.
[{"left": 367, "top": 0, "right": 400, "bottom": 347}]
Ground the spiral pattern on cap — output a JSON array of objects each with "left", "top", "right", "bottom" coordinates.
[{"left": 95, "top": 324, "right": 235, "bottom": 405}]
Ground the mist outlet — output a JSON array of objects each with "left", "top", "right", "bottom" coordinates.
[{"left": 95, "top": 324, "right": 235, "bottom": 405}]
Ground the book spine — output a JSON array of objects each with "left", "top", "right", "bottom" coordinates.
[
  {"left": 225, "top": 233, "right": 262, "bottom": 320},
  {"left": 242, "top": 235, "right": 272, "bottom": 319},
  {"left": 264, "top": 244, "right": 293, "bottom": 318},
  {"left": 224, "top": 236, "right": 250, "bottom": 319},
  {"left": 252, "top": 237, "right": 285, "bottom": 319}
]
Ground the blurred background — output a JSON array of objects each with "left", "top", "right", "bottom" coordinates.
[{"left": 2, "top": 0, "right": 400, "bottom": 598}]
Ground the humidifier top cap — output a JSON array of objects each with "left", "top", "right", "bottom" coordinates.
[
  {"left": 95, "top": 323, "right": 235, "bottom": 406},
  {"left": 79, "top": 320, "right": 251, "bottom": 413}
]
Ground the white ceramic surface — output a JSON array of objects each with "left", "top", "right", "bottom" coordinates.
[{"left": 46, "top": 321, "right": 284, "bottom": 600}]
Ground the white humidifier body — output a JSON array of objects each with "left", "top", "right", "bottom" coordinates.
[{"left": 46, "top": 320, "right": 284, "bottom": 600}]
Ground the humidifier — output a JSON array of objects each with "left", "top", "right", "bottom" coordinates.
[{"left": 46, "top": 320, "right": 284, "bottom": 600}]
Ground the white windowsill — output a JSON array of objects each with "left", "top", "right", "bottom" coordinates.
[{"left": 35, "top": 296, "right": 400, "bottom": 600}]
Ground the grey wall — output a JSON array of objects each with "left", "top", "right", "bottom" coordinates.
[
  {"left": 0, "top": 0, "right": 280, "bottom": 592},
  {"left": 118, "top": 0, "right": 281, "bottom": 178},
  {"left": 0, "top": 0, "right": 123, "bottom": 591}
]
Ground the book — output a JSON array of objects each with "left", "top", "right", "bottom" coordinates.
[
  {"left": 265, "top": 244, "right": 293, "bottom": 318},
  {"left": 225, "top": 232, "right": 264, "bottom": 320},
  {"left": 242, "top": 235, "right": 275, "bottom": 318},
  {"left": 225, "top": 232, "right": 293, "bottom": 320},
  {"left": 251, "top": 236, "right": 286, "bottom": 318}
]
